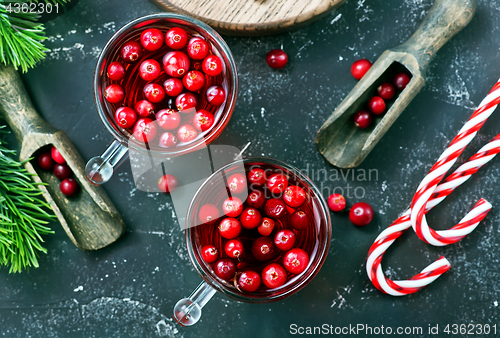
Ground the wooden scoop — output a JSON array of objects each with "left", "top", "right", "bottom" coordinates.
[
  {"left": 0, "top": 65, "right": 125, "bottom": 250},
  {"left": 315, "top": 0, "right": 476, "bottom": 168}
]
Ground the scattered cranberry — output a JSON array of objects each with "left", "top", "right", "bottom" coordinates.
[
  {"left": 163, "top": 51, "right": 190, "bottom": 78},
  {"left": 262, "top": 263, "right": 287, "bottom": 288},
  {"left": 201, "top": 244, "right": 218, "bottom": 263},
  {"left": 198, "top": 204, "right": 220, "bottom": 224},
  {"left": 133, "top": 118, "right": 157, "bottom": 143},
  {"left": 107, "top": 61, "right": 125, "bottom": 81},
  {"left": 143, "top": 83, "right": 165, "bottom": 103},
  {"left": 114, "top": 107, "right": 137, "bottom": 129},
  {"left": 227, "top": 173, "right": 247, "bottom": 195},
  {"left": 225, "top": 239, "right": 244, "bottom": 259},
  {"left": 157, "top": 174, "right": 178, "bottom": 193},
  {"left": 349, "top": 202, "right": 374, "bottom": 226},
  {"left": 193, "top": 110, "right": 215, "bottom": 132},
  {"left": 327, "top": 193, "right": 346, "bottom": 212},
  {"left": 377, "top": 82, "right": 395, "bottom": 100},
  {"left": 258, "top": 217, "right": 275, "bottom": 236},
  {"left": 177, "top": 124, "right": 198, "bottom": 143},
  {"left": 266, "top": 49, "right": 288, "bottom": 69},
  {"left": 53, "top": 163, "right": 72, "bottom": 180},
  {"left": 368, "top": 96, "right": 386, "bottom": 115},
  {"left": 353, "top": 110, "right": 373, "bottom": 129},
  {"left": 60, "top": 178, "right": 79, "bottom": 197},
  {"left": 140, "top": 28, "right": 164, "bottom": 51},
  {"left": 51, "top": 146, "right": 65, "bottom": 164},
  {"left": 159, "top": 132, "right": 178, "bottom": 148},
  {"left": 156, "top": 109, "right": 181, "bottom": 130},
  {"left": 38, "top": 152, "right": 54, "bottom": 171},
  {"left": 202, "top": 55, "right": 223, "bottom": 76},
  {"left": 214, "top": 258, "right": 236, "bottom": 280},
  {"left": 187, "top": 37, "right": 209, "bottom": 60},
  {"left": 120, "top": 41, "right": 143, "bottom": 63},
  {"left": 247, "top": 168, "right": 266, "bottom": 187},
  {"left": 134, "top": 100, "right": 155, "bottom": 117},
  {"left": 163, "top": 78, "right": 184, "bottom": 97},
  {"left": 238, "top": 271, "right": 261, "bottom": 292},
  {"left": 183, "top": 70, "right": 206, "bottom": 92},
  {"left": 139, "top": 59, "right": 161, "bottom": 81},
  {"left": 218, "top": 218, "right": 242, "bottom": 239},
  {"left": 240, "top": 207, "right": 262, "bottom": 229},
  {"left": 393, "top": 72, "right": 411, "bottom": 91},
  {"left": 283, "top": 185, "right": 306, "bottom": 208},
  {"left": 283, "top": 248, "right": 309, "bottom": 275},
  {"left": 267, "top": 173, "right": 288, "bottom": 195},
  {"left": 222, "top": 197, "right": 244, "bottom": 217},
  {"left": 175, "top": 92, "right": 198, "bottom": 112},
  {"left": 350, "top": 59, "right": 372, "bottom": 80},
  {"left": 290, "top": 210, "right": 309, "bottom": 230},
  {"left": 252, "top": 236, "right": 276, "bottom": 261},
  {"left": 206, "top": 86, "right": 226, "bottom": 106},
  {"left": 264, "top": 198, "right": 287, "bottom": 219},
  {"left": 247, "top": 190, "right": 266, "bottom": 209},
  {"left": 165, "top": 27, "right": 188, "bottom": 50},
  {"left": 274, "top": 229, "right": 296, "bottom": 251},
  {"left": 104, "top": 84, "right": 125, "bottom": 103}
]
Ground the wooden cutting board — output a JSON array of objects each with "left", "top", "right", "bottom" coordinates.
[{"left": 150, "top": 0, "right": 347, "bottom": 36}]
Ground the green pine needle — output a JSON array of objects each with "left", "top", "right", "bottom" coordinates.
[{"left": 0, "top": 125, "right": 55, "bottom": 273}]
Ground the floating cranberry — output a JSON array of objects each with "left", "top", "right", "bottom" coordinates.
[
  {"left": 247, "top": 190, "right": 266, "bottom": 209},
  {"left": 183, "top": 70, "right": 206, "bottom": 92},
  {"left": 349, "top": 202, "right": 374, "bottom": 226},
  {"left": 290, "top": 210, "right": 309, "bottom": 230},
  {"left": 143, "top": 83, "right": 165, "bottom": 103},
  {"left": 368, "top": 96, "right": 386, "bottom": 115},
  {"left": 140, "top": 28, "right": 164, "bottom": 51},
  {"left": 114, "top": 107, "right": 137, "bottom": 129},
  {"left": 53, "top": 163, "right": 72, "bottom": 180},
  {"left": 238, "top": 271, "right": 261, "bottom": 292},
  {"left": 120, "top": 41, "right": 142, "bottom": 63},
  {"left": 222, "top": 197, "right": 244, "bottom": 217},
  {"left": 51, "top": 146, "right": 65, "bottom": 164},
  {"left": 266, "top": 49, "right": 288, "bottom": 69},
  {"left": 201, "top": 244, "right": 218, "bottom": 263},
  {"left": 274, "top": 229, "right": 296, "bottom": 251},
  {"left": 157, "top": 174, "right": 178, "bottom": 193},
  {"left": 139, "top": 59, "right": 161, "bottom": 81},
  {"left": 104, "top": 84, "right": 124, "bottom": 103},
  {"left": 227, "top": 173, "right": 247, "bottom": 195},
  {"left": 156, "top": 109, "right": 181, "bottom": 130},
  {"left": 258, "top": 217, "right": 275, "bottom": 236},
  {"left": 252, "top": 236, "right": 276, "bottom": 261},
  {"left": 163, "top": 78, "right": 184, "bottom": 97},
  {"left": 38, "top": 152, "right": 54, "bottom": 171},
  {"left": 328, "top": 193, "right": 346, "bottom": 212},
  {"left": 350, "top": 59, "right": 372, "bottom": 80},
  {"left": 377, "top": 82, "right": 395, "bottom": 100},
  {"left": 165, "top": 27, "right": 188, "bottom": 50},
  {"left": 159, "top": 132, "right": 178, "bottom": 148},
  {"left": 225, "top": 239, "right": 244, "bottom": 259},
  {"left": 163, "top": 51, "right": 190, "bottom": 78},
  {"left": 267, "top": 173, "right": 288, "bottom": 195},
  {"left": 393, "top": 72, "right": 411, "bottom": 91},
  {"left": 264, "top": 198, "right": 287, "bottom": 219},
  {"left": 187, "top": 37, "right": 209, "bottom": 60},
  {"left": 240, "top": 207, "right": 262, "bottom": 229},
  {"left": 353, "top": 110, "right": 373, "bottom": 129},
  {"left": 202, "top": 55, "right": 223, "bottom": 76},
  {"left": 262, "top": 263, "right": 287, "bottom": 288},
  {"left": 198, "top": 204, "right": 220, "bottom": 224},
  {"left": 247, "top": 168, "right": 266, "bottom": 187},
  {"left": 214, "top": 258, "right": 236, "bottom": 280},
  {"left": 283, "top": 185, "right": 306, "bottom": 208},
  {"left": 218, "top": 218, "right": 242, "bottom": 239},
  {"left": 176, "top": 92, "right": 198, "bottom": 112},
  {"left": 134, "top": 100, "right": 155, "bottom": 117},
  {"left": 60, "top": 178, "right": 79, "bottom": 197},
  {"left": 177, "top": 124, "right": 198, "bottom": 143},
  {"left": 107, "top": 61, "right": 125, "bottom": 81},
  {"left": 206, "top": 86, "right": 226, "bottom": 106},
  {"left": 193, "top": 110, "right": 215, "bottom": 132},
  {"left": 133, "top": 118, "right": 157, "bottom": 143},
  {"left": 283, "top": 248, "right": 309, "bottom": 275}
]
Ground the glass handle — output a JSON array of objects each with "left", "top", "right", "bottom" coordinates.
[
  {"left": 85, "top": 140, "right": 129, "bottom": 185},
  {"left": 173, "top": 281, "right": 216, "bottom": 326}
]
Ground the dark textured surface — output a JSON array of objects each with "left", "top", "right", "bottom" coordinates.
[{"left": 2, "top": 0, "right": 500, "bottom": 337}]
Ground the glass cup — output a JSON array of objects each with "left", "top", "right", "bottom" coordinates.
[
  {"left": 173, "top": 157, "right": 332, "bottom": 326},
  {"left": 85, "top": 13, "right": 238, "bottom": 184}
]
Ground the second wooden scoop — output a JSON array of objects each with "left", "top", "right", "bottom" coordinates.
[{"left": 315, "top": 0, "right": 476, "bottom": 168}]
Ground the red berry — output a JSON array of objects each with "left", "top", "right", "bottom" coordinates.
[
  {"left": 143, "top": 83, "right": 165, "bottom": 103},
  {"left": 349, "top": 202, "right": 374, "bottom": 226},
  {"left": 165, "top": 27, "right": 188, "bottom": 50},
  {"left": 393, "top": 72, "right": 411, "bottom": 91},
  {"left": 290, "top": 210, "right": 309, "bottom": 230},
  {"left": 177, "top": 124, "right": 198, "bottom": 143},
  {"left": 121, "top": 41, "right": 142, "bottom": 63},
  {"left": 351, "top": 59, "right": 372, "bottom": 80},
  {"left": 140, "top": 28, "right": 164, "bottom": 51},
  {"left": 218, "top": 218, "right": 242, "bottom": 239},
  {"left": 214, "top": 258, "right": 236, "bottom": 280},
  {"left": 227, "top": 173, "right": 247, "bottom": 195},
  {"left": 202, "top": 55, "right": 223, "bottom": 76},
  {"left": 60, "top": 178, "right": 79, "bottom": 197},
  {"left": 187, "top": 37, "right": 209, "bottom": 60},
  {"left": 368, "top": 96, "right": 386, "bottom": 115},
  {"left": 198, "top": 204, "right": 220, "bottom": 224},
  {"left": 134, "top": 100, "right": 155, "bottom": 117},
  {"left": 283, "top": 185, "right": 306, "bottom": 208},
  {"left": 156, "top": 109, "right": 181, "bottom": 130},
  {"left": 274, "top": 229, "right": 296, "bottom": 251},
  {"left": 377, "top": 82, "right": 395, "bottom": 100},
  {"left": 38, "top": 152, "right": 54, "bottom": 171},
  {"left": 225, "top": 239, "right": 244, "bottom": 259},
  {"left": 107, "top": 61, "right": 125, "bottom": 81},
  {"left": 222, "top": 197, "right": 243, "bottom": 217},
  {"left": 327, "top": 193, "right": 346, "bottom": 212},
  {"left": 183, "top": 70, "right": 206, "bottom": 92},
  {"left": 114, "top": 107, "right": 137, "bottom": 129},
  {"left": 266, "top": 49, "right": 288, "bottom": 69},
  {"left": 240, "top": 207, "right": 262, "bottom": 229},
  {"left": 133, "top": 118, "right": 157, "bottom": 143},
  {"left": 104, "top": 84, "right": 124, "bottom": 103},
  {"left": 159, "top": 132, "right": 179, "bottom": 148},
  {"left": 139, "top": 59, "right": 161, "bottom": 81},
  {"left": 267, "top": 173, "right": 288, "bottom": 195},
  {"left": 176, "top": 92, "right": 198, "bottom": 112},
  {"left": 206, "top": 86, "right": 226, "bottom": 106},
  {"left": 258, "top": 217, "right": 275, "bottom": 236},
  {"left": 53, "top": 163, "right": 72, "bottom": 180},
  {"left": 262, "top": 263, "right": 287, "bottom": 288},
  {"left": 353, "top": 110, "right": 373, "bottom": 129},
  {"left": 163, "top": 51, "right": 190, "bottom": 78},
  {"left": 247, "top": 190, "right": 266, "bottom": 209},
  {"left": 252, "top": 236, "right": 276, "bottom": 261},
  {"left": 193, "top": 110, "right": 215, "bottom": 132},
  {"left": 283, "top": 248, "right": 309, "bottom": 275},
  {"left": 51, "top": 146, "right": 65, "bottom": 164},
  {"left": 238, "top": 271, "right": 261, "bottom": 292},
  {"left": 201, "top": 244, "right": 218, "bottom": 263},
  {"left": 247, "top": 168, "right": 266, "bottom": 187},
  {"left": 264, "top": 198, "right": 287, "bottom": 219},
  {"left": 157, "top": 174, "right": 178, "bottom": 193},
  {"left": 163, "top": 78, "right": 184, "bottom": 97}
]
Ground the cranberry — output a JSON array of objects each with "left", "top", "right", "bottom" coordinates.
[
  {"left": 283, "top": 185, "right": 306, "bottom": 208},
  {"left": 274, "top": 229, "right": 296, "bottom": 251},
  {"left": 251, "top": 236, "right": 276, "bottom": 261},
  {"left": 283, "top": 248, "right": 309, "bottom": 275},
  {"left": 290, "top": 210, "right": 309, "bottom": 230},
  {"left": 262, "top": 263, "right": 287, "bottom": 288},
  {"left": 157, "top": 174, "right": 178, "bottom": 193},
  {"left": 133, "top": 118, "right": 157, "bottom": 143},
  {"left": 53, "top": 163, "right": 72, "bottom": 180},
  {"left": 227, "top": 173, "right": 247, "bottom": 195},
  {"left": 114, "top": 107, "right": 137, "bottom": 129},
  {"left": 120, "top": 41, "right": 142, "bottom": 63},
  {"left": 163, "top": 78, "right": 184, "bottom": 97},
  {"left": 183, "top": 70, "right": 206, "bottom": 92},
  {"left": 266, "top": 49, "right": 288, "bottom": 69},
  {"left": 176, "top": 92, "right": 198, "bottom": 112},
  {"left": 37, "top": 152, "right": 54, "bottom": 171},
  {"left": 187, "top": 37, "right": 209, "bottom": 60},
  {"left": 201, "top": 244, "right": 218, "bottom": 263},
  {"left": 218, "top": 218, "right": 242, "bottom": 239},
  {"left": 193, "top": 110, "right": 215, "bottom": 132},
  {"left": 214, "top": 258, "right": 236, "bottom": 280},
  {"left": 393, "top": 72, "right": 411, "bottom": 91},
  {"left": 104, "top": 84, "right": 124, "bottom": 103},
  {"left": 222, "top": 197, "right": 244, "bottom": 217},
  {"left": 51, "top": 146, "right": 65, "bottom": 164},
  {"left": 238, "top": 270, "right": 261, "bottom": 292},
  {"left": 156, "top": 109, "right": 181, "bottom": 130},
  {"left": 163, "top": 51, "right": 190, "bottom": 78},
  {"left": 143, "top": 83, "right": 165, "bottom": 103},
  {"left": 240, "top": 207, "right": 262, "bottom": 229},
  {"left": 353, "top": 110, "right": 372, "bottom": 129},
  {"left": 134, "top": 100, "right": 155, "bottom": 117},
  {"left": 265, "top": 198, "right": 287, "bottom": 219},
  {"left": 247, "top": 168, "right": 266, "bottom": 187},
  {"left": 377, "top": 82, "right": 395, "bottom": 100},
  {"left": 267, "top": 173, "right": 288, "bottom": 195},
  {"left": 159, "top": 132, "right": 178, "bottom": 148},
  {"left": 225, "top": 239, "right": 244, "bottom": 259},
  {"left": 60, "top": 178, "right": 79, "bottom": 197},
  {"left": 247, "top": 190, "right": 266, "bottom": 209},
  {"left": 177, "top": 124, "right": 198, "bottom": 143},
  {"left": 139, "top": 59, "right": 161, "bottom": 81},
  {"left": 328, "top": 193, "right": 346, "bottom": 212},
  {"left": 350, "top": 59, "right": 372, "bottom": 80},
  {"left": 368, "top": 96, "right": 386, "bottom": 115},
  {"left": 198, "top": 203, "right": 220, "bottom": 224},
  {"left": 140, "top": 28, "right": 164, "bottom": 51},
  {"left": 165, "top": 27, "right": 188, "bottom": 50},
  {"left": 258, "top": 217, "right": 275, "bottom": 236},
  {"left": 107, "top": 61, "right": 125, "bottom": 81},
  {"left": 349, "top": 202, "right": 374, "bottom": 226},
  {"left": 202, "top": 55, "right": 223, "bottom": 76}
]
